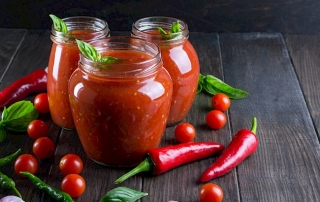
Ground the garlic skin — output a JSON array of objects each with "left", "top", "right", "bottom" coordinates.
[{"left": 0, "top": 196, "right": 25, "bottom": 202}]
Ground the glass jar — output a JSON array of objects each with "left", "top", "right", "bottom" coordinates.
[
  {"left": 131, "top": 16, "right": 200, "bottom": 125},
  {"left": 47, "top": 16, "right": 110, "bottom": 130},
  {"left": 68, "top": 37, "right": 173, "bottom": 166}
]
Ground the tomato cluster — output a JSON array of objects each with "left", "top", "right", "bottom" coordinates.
[
  {"left": 206, "top": 93, "right": 230, "bottom": 130},
  {"left": 13, "top": 93, "right": 86, "bottom": 198}
]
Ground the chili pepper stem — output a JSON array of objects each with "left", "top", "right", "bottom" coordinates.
[
  {"left": 251, "top": 117, "right": 257, "bottom": 134},
  {"left": 114, "top": 157, "right": 152, "bottom": 184},
  {"left": 12, "top": 186, "right": 22, "bottom": 198}
]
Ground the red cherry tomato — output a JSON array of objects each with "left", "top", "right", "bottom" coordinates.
[
  {"left": 59, "top": 154, "right": 84, "bottom": 175},
  {"left": 174, "top": 123, "right": 196, "bottom": 143},
  {"left": 199, "top": 183, "right": 224, "bottom": 202},
  {"left": 206, "top": 110, "right": 227, "bottom": 130},
  {"left": 32, "top": 137, "right": 55, "bottom": 159},
  {"left": 14, "top": 154, "right": 38, "bottom": 177},
  {"left": 61, "top": 174, "right": 86, "bottom": 198},
  {"left": 211, "top": 93, "right": 230, "bottom": 111},
  {"left": 34, "top": 93, "right": 50, "bottom": 113},
  {"left": 27, "top": 119, "right": 49, "bottom": 139}
]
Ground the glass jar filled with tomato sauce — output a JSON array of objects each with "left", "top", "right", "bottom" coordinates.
[
  {"left": 131, "top": 17, "right": 200, "bottom": 125},
  {"left": 68, "top": 37, "right": 173, "bottom": 166},
  {"left": 48, "top": 16, "right": 110, "bottom": 130}
]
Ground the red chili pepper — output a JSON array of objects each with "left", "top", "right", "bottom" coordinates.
[
  {"left": 114, "top": 142, "right": 225, "bottom": 184},
  {"left": 200, "top": 117, "right": 258, "bottom": 182},
  {"left": 0, "top": 69, "right": 47, "bottom": 109}
]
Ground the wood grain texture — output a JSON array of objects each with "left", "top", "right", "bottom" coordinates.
[
  {"left": 0, "top": 30, "right": 51, "bottom": 90},
  {"left": 0, "top": 29, "right": 27, "bottom": 83},
  {"left": 284, "top": 34, "right": 320, "bottom": 139},
  {"left": 220, "top": 33, "right": 320, "bottom": 202}
]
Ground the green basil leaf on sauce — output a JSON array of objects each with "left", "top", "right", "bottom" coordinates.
[
  {"left": 170, "top": 21, "right": 181, "bottom": 33},
  {"left": 76, "top": 39, "right": 100, "bottom": 61},
  {"left": 99, "top": 187, "right": 148, "bottom": 202},
  {"left": 0, "top": 100, "right": 38, "bottom": 132},
  {"left": 76, "top": 39, "right": 122, "bottom": 65},
  {"left": 197, "top": 74, "right": 249, "bottom": 99},
  {"left": 158, "top": 21, "right": 182, "bottom": 39},
  {"left": 49, "top": 14, "right": 68, "bottom": 33}
]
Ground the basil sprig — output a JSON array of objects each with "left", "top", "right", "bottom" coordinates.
[
  {"left": 157, "top": 21, "right": 182, "bottom": 39},
  {"left": 0, "top": 100, "right": 39, "bottom": 143},
  {"left": 49, "top": 14, "right": 68, "bottom": 33},
  {"left": 76, "top": 40, "right": 121, "bottom": 66},
  {"left": 197, "top": 74, "right": 249, "bottom": 99},
  {"left": 99, "top": 186, "right": 148, "bottom": 202}
]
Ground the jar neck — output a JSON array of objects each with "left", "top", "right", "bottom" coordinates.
[
  {"left": 51, "top": 16, "right": 110, "bottom": 44},
  {"left": 131, "top": 16, "right": 189, "bottom": 45},
  {"left": 79, "top": 37, "right": 163, "bottom": 79}
]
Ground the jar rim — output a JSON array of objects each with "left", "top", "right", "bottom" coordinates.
[
  {"left": 131, "top": 16, "right": 189, "bottom": 43},
  {"left": 79, "top": 36, "right": 163, "bottom": 78},
  {"left": 51, "top": 16, "right": 110, "bottom": 42}
]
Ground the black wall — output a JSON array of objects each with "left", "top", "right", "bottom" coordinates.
[{"left": 1, "top": 0, "right": 319, "bottom": 34}]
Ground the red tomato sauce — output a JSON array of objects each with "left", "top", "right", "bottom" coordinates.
[
  {"left": 136, "top": 29, "right": 200, "bottom": 124},
  {"left": 69, "top": 50, "right": 173, "bottom": 166},
  {"left": 161, "top": 40, "right": 199, "bottom": 124},
  {"left": 47, "top": 30, "right": 104, "bottom": 129}
]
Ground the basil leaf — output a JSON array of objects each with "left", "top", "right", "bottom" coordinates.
[
  {"left": 170, "top": 21, "right": 180, "bottom": 33},
  {"left": 197, "top": 74, "right": 248, "bottom": 99},
  {"left": 197, "top": 74, "right": 205, "bottom": 93},
  {"left": 1, "top": 106, "right": 8, "bottom": 120},
  {"left": 157, "top": 27, "right": 167, "bottom": 35},
  {"left": 76, "top": 39, "right": 99, "bottom": 61},
  {"left": 158, "top": 21, "right": 182, "bottom": 39},
  {"left": 99, "top": 56, "right": 122, "bottom": 65},
  {"left": 0, "top": 126, "right": 6, "bottom": 143},
  {"left": 99, "top": 187, "right": 148, "bottom": 202},
  {"left": 205, "top": 75, "right": 248, "bottom": 99},
  {"left": 1, "top": 100, "right": 38, "bottom": 132},
  {"left": 49, "top": 14, "right": 68, "bottom": 33},
  {"left": 76, "top": 39, "right": 122, "bottom": 65}
]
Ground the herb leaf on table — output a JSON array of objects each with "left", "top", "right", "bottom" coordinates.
[
  {"left": 197, "top": 74, "right": 249, "bottom": 99},
  {"left": 99, "top": 186, "right": 148, "bottom": 202},
  {"left": 0, "top": 100, "right": 38, "bottom": 143}
]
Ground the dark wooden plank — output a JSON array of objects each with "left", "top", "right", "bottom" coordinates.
[
  {"left": 284, "top": 34, "right": 320, "bottom": 139},
  {"left": 220, "top": 33, "right": 320, "bottom": 201},
  {"left": 0, "top": 28, "right": 27, "bottom": 83}
]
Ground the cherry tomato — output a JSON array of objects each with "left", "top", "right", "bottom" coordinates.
[
  {"left": 199, "top": 183, "right": 224, "bottom": 202},
  {"left": 27, "top": 119, "right": 48, "bottom": 139},
  {"left": 206, "top": 110, "right": 227, "bottom": 130},
  {"left": 14, "top": 154, "right": 38, "bottom": 177},
  {"left": 61, "top": 174, "right": 86, "bottom": 198},
  {"left": 59, "top": 154, "right": 84, "bottom": 175},
  {"left": 174, "top": 123, "right": 196, "bottom": 143},
  {"left": 211, "top": 93, "right": 230, "bottom": 111},
  {"left": 32, "top": 137, "right": 55, "bottom": 159},
  {"left": 34, "top": 93, "right": 50, "bottom": 113}
]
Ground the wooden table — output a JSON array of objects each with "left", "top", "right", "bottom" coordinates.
[{"left": 1, "top": 28, "right": 320, "bottom": 202}]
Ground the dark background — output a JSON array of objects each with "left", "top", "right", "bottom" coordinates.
[{"left": 1, "top": 0, "right": 320, "bottom": 34}]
